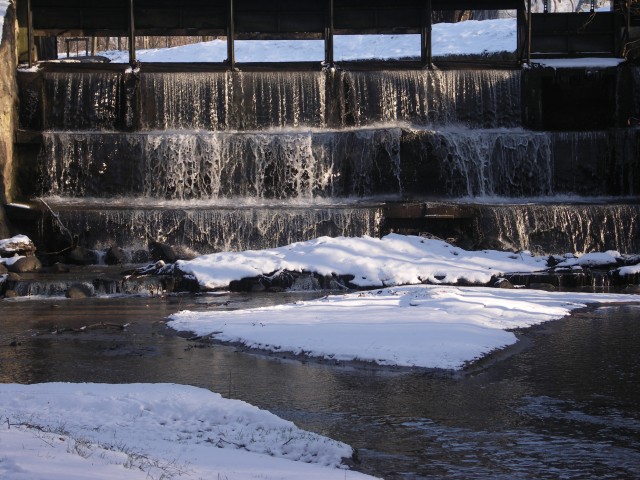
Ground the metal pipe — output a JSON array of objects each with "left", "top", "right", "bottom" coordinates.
[
  {"left": 528, "top": 0, "right": 532, "bottom": 64},
  {"left": 27, "top": 0, "right": 34, "bottom": 67},
  {"left": 325, "top": 0, "right": 334, "bottom": 66},
  {"left": 422, "top": 0, "right": 433, "bottom": 68},
  {"left": 128, "top": 0, "right": 136, "bottom": 64},
  {"left": 227, "top": 0, "right": 235, "bottom": 68}
]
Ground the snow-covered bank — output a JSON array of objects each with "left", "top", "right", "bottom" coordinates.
[
  {"left": 169, "top": 285, "right": 636, "bottom": 370},
  {"left": 0, "top": 383, "right": 376, "bottom": 480},
  {"left": 99, "top": 18, "right": 517, "bottom": 63},
  {"left": 176, "top": 234, "right": 549, "bottom": 290}
]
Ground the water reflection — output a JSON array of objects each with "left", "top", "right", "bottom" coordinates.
[{"left": 1, "top": 297, "right": 639, "bottom": 478}]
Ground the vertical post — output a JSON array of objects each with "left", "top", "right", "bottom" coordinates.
[
  {"left": 527, "top": 0, "right": 532, "bottom": 64},
  {"left": 128, "top": 0, "right": 136, "bottom": 64},
  {"left": 27, "top": 0, "right": 34, "bottom": 67},
  {"left": 421, "top": 0, "right": 432, "bottom": 68},
  {"left": 227, "top": 0, "right": 235, "bottom": 68},
  {"left": 325, "top": 0, "right": 334, "bottom": 66}
]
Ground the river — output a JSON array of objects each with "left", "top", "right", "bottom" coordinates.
[{"left": 1, "top": 294, "right": 639, "bottom": 479}]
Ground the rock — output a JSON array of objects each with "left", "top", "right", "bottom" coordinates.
[
  {"left": 149, "top": 241, "right": 178, "bottom": 263},
  {"left": 132, "top": 249, "right": 151, "bottom": 263},
  {"left": 49, "top": 262, "right": 70, "bottom": 273},
  {"left": 529, "top": 282, "right": 557, "bottom": 291},
  {"left": 66, "top": 246, "right": 98, "bottom": 265},
  {"left": 0, "top": 263, "right": 7, "bottom": 275},
  {"left": 493, "top": 278, "right": 514, "bottom": 289},
  {"left": 8, "top": 256, "right": 42, "bottom": 273},
  {"left": 4, "top": 289, "right": 18, "bottom": 298},
  {"left": 622, "top": 285, "right": 640, "bottom": 294},
  {"left": 105, "top": 246, "right": 127, "bottom": 265},
  {"left": 0, "top": 235, "right": 37, "bottom": 257},
  {"left": 66, "top": 283, "right": 95, "bottom": 299}
]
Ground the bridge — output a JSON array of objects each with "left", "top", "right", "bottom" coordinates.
[{"left": 17, "top": 0, "right": 630, "bottom": 68}]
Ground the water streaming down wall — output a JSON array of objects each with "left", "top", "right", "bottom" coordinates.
[
  {"left": 431, "top": 129, "right": 553, "bottom": 197},
  {"left": 48, "top": 204, "right": 381, "bottom": 254},
  {"left": 42, "top": 72, "right": 129, "bottom": 131},
  {"left": 342, "top": 70, "right": 522, "bottom": 128},
  {"left": 475, "top": 203, "right": 640, "bottom": 254},
  {"left": 21, "top": 66, "right": 640, "bottom": 255},
  {"left": 39, "top": 129, "right": 402, "bottom": 199},
  {"left": 139, "top": 72, "right": 329, "bottom": 130},
  {"left": 35, "top": 69, "right": 523, "bottom": 131}
]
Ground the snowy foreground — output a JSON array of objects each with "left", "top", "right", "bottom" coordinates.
[{"left": 0, "top": 383, "right": 376, "bottom": 480}]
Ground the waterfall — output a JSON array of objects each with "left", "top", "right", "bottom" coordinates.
[
  {"left": 39, "top": 129, "right": 403, "bottom": 199},
  {"left": 48, "top": 202, "right": 382, "bottom": 255},
  {"left": 43, "top": 72, "right": 125, "bottom": 130},
  {"left": 139, "top": 71, "right": 327, "bottom": 130},
  {"left": 342, "top": 70, "right": 521, "bottom": 128},
  {"left": 475, "top": 203, "right": 640, "bottom": 254},
  {"left": 139, "top": 72, "right": 229, "bottom": 130},
  {"left": 22, "top": 66, "right": 639, "bottom": 256},
  {"left": 433, "top": 129, "right": 553, "bottom": 197}
]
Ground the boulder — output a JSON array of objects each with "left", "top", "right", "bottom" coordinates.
[
  {"left": 0, "top": 235, "right": 36, "bottom": 257},
  {"left": 493, "top": 278, "right": 514, "bottom": 289},
  {"left": 0, "top": 263, "right": 7, "bottom": 275},
  {"left": 49, "top": 262, "right": 70, "bottom": 273},
  {"left": 105, "top": 246, "right": 127, "bottom": 265},
  {"left": 149, "top": 241, "right": 178, "bottom": 263},
  {"left": 66, "top": 246, "right": 98, "bottom": 265},
  {"left": 8, "top": 256, "right": 42, "bottom": 273},
  {"left": 66, "top": 283, "right": 95, "bottom": 299},
  {"left": 132, "top": 249, "right": 151, "bottom": 264}
]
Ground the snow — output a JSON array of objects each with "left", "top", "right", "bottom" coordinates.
[
  {"left": 0, "top": 254, "right": 22, "bottom": 266},
  {"left": 0, "top": 383, "right": 376, "bottom": 480},
  {"left": 0, "top": 0, "right": 9, "bottom": 38},
  {"left": 557, "top": 251, "right": 621, "bottom": 268},
  {"left": 98, "top": 18, "right": 518, "bottom": 63},
  {"left": 169, "top": 285, "right": 633, "bottom": 370},
  {"left": 0, "top": 234, "right": 32, "bottom": 253},
  {"left": 531, "top": 58, "right": 625, "bottom": 69},
  {"left": 176, "top": 234, "right": 547, "bottom": 290},
  {"left": 619, "top": 264, "right": 640, "bottom": 276}
]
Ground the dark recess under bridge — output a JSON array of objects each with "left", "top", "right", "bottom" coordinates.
[{"left": 19, "top": 0, "right": 630, "bottom": 68}]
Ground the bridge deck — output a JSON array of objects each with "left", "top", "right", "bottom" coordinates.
[{"left": 19, "top": 1, "right": 626, "bottom": 67}]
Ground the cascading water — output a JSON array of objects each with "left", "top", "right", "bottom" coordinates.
[
  {"left": 431, "top": 129, "right": 553, "bottom": 197},
  {"left": 342, "top": 70, "right": 522, "bottom": 128},
  {"left": 43, "top": 72, "right": 126, "bottom": 130},
  {"left": 27, "top": 66, "right": 640, "bottom": 256},
  {"left": 473, "top": 203, "right": 640, "bottom": 254},
  {"left": 48, "top": 201, "right": 382, "bottom": 255},
  {"left": 39, "top": 129, "right": 402, "bottom": 199}
]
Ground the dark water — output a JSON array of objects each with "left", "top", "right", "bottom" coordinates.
[{"left": 1, "top": 295, "right": 640, "bottom": 479}]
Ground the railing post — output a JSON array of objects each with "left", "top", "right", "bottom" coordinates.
[
  {"left": 528, "top": 0, "right": 532, "bottom": 64},
  {"left": 421, "top": 0, "right": 432, "bottom": 68},
  {"left": 128, "top": 0, "right": 136, "bottom": 64},
  {"left": 227, "top": 0, "right": 235, "bottom": 68},
  {"left": 325, "top": 0, "right": 334, "bottom": 66},
  {"left": 27, "top": 0, "right": 34, "bottom": 67}
]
